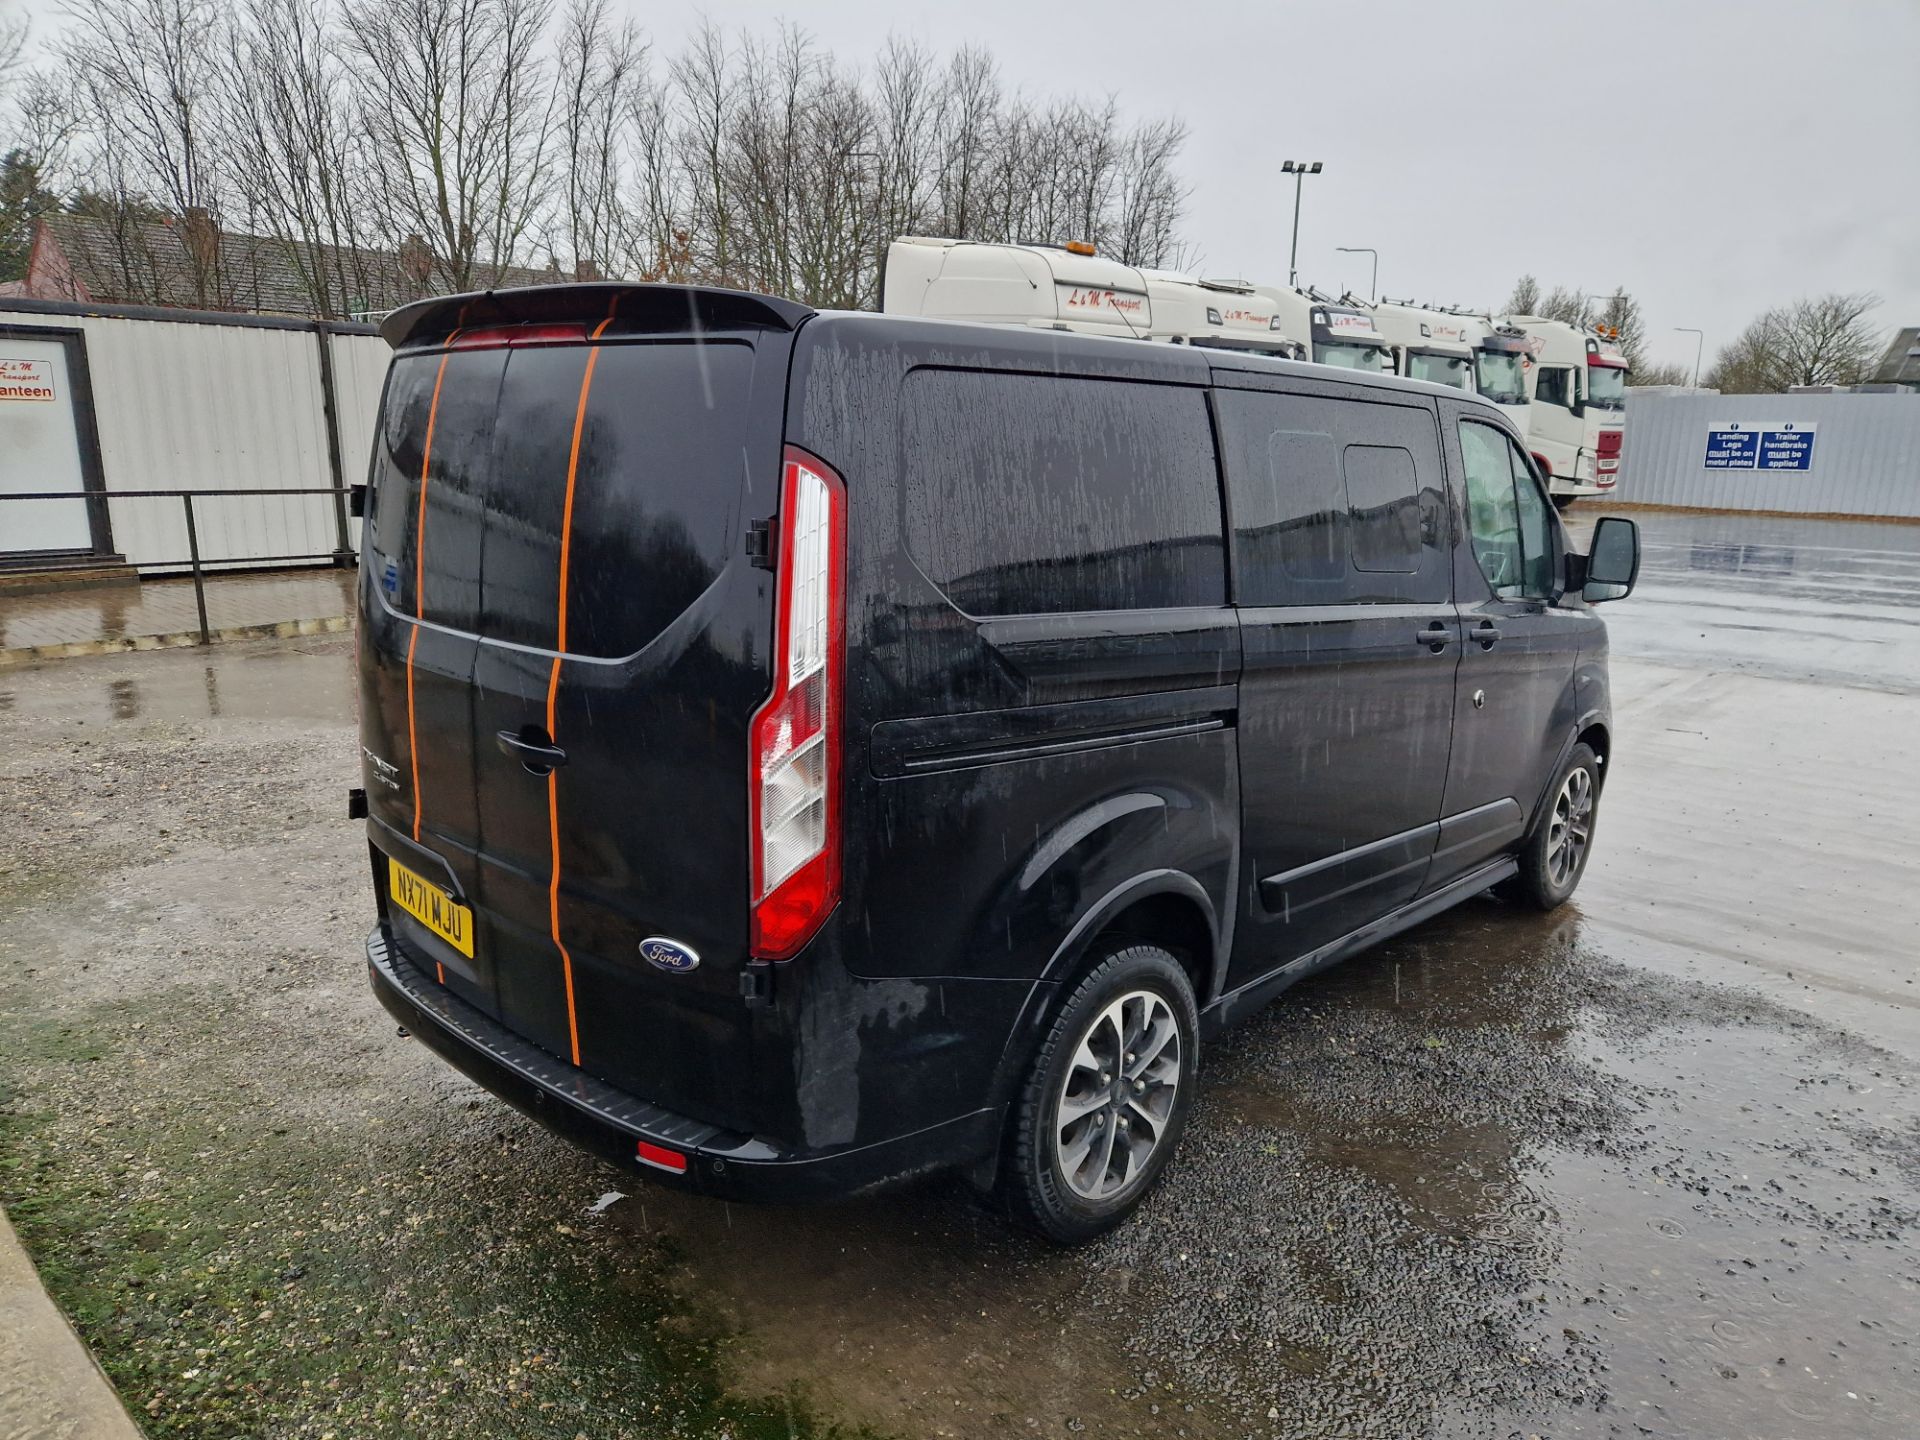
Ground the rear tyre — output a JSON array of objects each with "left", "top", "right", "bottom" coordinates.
[
  {"left": 1506, "top": 743, "right": 1601, "bottom": 911},
  {"left": 999, "top": 942, "right": 1198, "bottom": 1245}
]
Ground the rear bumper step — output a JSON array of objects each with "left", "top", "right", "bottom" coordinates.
[{"left": 366, "top": 924, "right": 994, "bottom": 1201}]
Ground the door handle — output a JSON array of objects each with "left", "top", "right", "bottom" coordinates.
[
  {"left": 496, "top": 729, "right": 568, "bottom": 774},
  {"left": 1416, "top": 622, "right": 1452, "bottom": 653},
  {"left": 1471, "top": 622, "right": 1503, "bottom": 649}
]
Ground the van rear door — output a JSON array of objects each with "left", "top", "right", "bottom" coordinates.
[{"left": 356, "top": 287, "right": 809, "bottom": 1133}]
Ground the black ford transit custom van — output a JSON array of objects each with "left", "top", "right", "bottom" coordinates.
[{"left": 358, "top": 283, "right": 1638, "bottom": 1244}]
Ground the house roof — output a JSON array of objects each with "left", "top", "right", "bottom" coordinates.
[
  {"left": 31, "top": 212, "right": 559, "bottom": 319},
  {"left": 1869, "top": 326, "right": 1920, "bottom": 387}
]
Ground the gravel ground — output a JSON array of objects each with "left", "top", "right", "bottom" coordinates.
[{"left": 1, "top": 635, "right": 1916, "bottom": 1440}]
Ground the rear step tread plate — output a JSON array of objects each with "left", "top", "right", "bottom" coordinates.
[{"left": 368, "top": 925, "right": 781, "bottom": 1162}]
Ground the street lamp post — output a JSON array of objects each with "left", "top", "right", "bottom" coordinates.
[
  {"left": 1280, "top": 160, "right": 1322, "bottom": 288},
  {"left": 1675, "top": 327, "right": 1705, "bottom": 388},
  {"left": 1336, "top": 246, "right": 1377, "bottom": 302}
]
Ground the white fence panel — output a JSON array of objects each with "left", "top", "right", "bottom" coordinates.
[
  {"left": 0, "top": 303, "right": 385, "bottom": 569},
  {"left": 1623, "top": 392, "right": 1920, "bottom": 518}
]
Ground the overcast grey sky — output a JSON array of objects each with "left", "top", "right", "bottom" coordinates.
[{"left": 614, "top": 0, "right": 1919, "bottom": 373}]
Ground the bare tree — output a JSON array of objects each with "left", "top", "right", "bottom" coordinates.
[
  {"left": 554, "top": 0, "right": 644, "bottom": 280},
  {"left": 1113, "top": 116, "right": 1188, "bottom": 266},
  {"left": 1706, "top": 293, "right": 1882, "bottom": 393},
  {"left": 1504, "top": 274, "right": 1541, "bottom": 315},
  {"left": 670, "top": 19, "right": 737, "bottom": 284},
  {"left": 870, "top": 37, "right": 937, "bottom": 283},
  {"left": 57, "top": 0, "right": 230, "bottom": 303},
  {"left": 25, "top": 8, "right": 1194, "bottom": 312},
  {"left": 218, "top": 0, "right": 378, "bottom": 317},
  {"left": 931, "top": 47, "right": 997, "bottom": 239},
  {"left": 341, "top": 0, "right": 557, "bottom": 291},
  {"left": 1630, "top": 361, "right": 1693, "bottom": 388}
]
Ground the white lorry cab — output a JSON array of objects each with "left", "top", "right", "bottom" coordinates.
[
  {"left": 1370, "top": 300, "right": 1477, "bottom": 391},
  {"left": 1463, "top": 318, "right": 1535, "bottom": 435},
  {"left": 882, "top": 236, "right": 1152, "bottom": 339},
  {"left": 1254, "top": 287, "right": 1393, "bottom": 372},
  {"left": 1500, "top": 315, "right": 1628, "bottom": 504},
  {"left": 882, "top": 237, "right": 1301, "bottom": 358},
  {"left": 1140, "top": 272, "right": 1302, "bottom": 358},
  {"left": 1370, "top": 303, "right": 1534, "bottom": 439}
]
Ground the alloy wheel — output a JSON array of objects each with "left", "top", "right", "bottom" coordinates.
[
  {"left": 1546, "top": 766, "right": 1595, "bottom": 889},
  {"left": 1053, "top": 989, "right": 1181, "bottom": 1201}
]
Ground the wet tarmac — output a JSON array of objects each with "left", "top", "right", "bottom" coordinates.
[{"left": 0, "top": 507, "right": 1914, "bottom": 1439}]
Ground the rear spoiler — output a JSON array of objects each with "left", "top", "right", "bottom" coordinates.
[{"left": 379, "top": 282, "right": 816, "bottom": 350}]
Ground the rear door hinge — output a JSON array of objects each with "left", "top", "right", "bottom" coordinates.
[
  {"left": 745, "top": 518, "right": 775, "bottom": 570},
  {"left": 347, "top": 786, "right": 368, "bottom": 820},
  {"left": 740, "top": 963, "right": 774, "bottom": 1009}
]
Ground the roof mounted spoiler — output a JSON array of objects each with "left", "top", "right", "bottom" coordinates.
[{"left": 379, "top": 281, "right": 816, "bottom": 349}]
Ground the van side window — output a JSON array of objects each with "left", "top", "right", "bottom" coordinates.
[
  {"left": 1507, "top": 440, "right": 1556, "bottom": 597},
  {"left": 1343, "top": 445, "right": 1422, "bottom": 573},
  {"left": 1459, "top": 421, "right": 1553, "bottom": 599},
  {"left": 900, "top": 370, "right": 1225, "bottom": 616},
  {"left": 1217, "top": 389, "right": 1449, "bottom": 605},
  {"left": 1533, "top": 366, "right": 1573, "bottom": 408}
]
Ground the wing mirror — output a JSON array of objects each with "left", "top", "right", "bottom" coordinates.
[{"left": 1581, "top": 516, "right": 1639, "bottom": 603}]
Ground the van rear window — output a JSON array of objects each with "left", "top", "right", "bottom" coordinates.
[
  {"left": 367, "top": 339, "right": 754, "bottom": 657},
  {"left": 899, "top": 370, "right": 1225, "bottom": 616}
]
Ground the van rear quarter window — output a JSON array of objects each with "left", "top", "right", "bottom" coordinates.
[
  {"left": 368, "top": 339, "right": 754, "bottom": 656},
  {"left": 1217, "top": 389, "right": 1448, "bottom": 605},
  {"left": 899, "top": 370, "right": 1225, "bottom": 616}
]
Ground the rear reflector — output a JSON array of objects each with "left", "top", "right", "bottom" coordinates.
[
  {"left": 748, "top": 448, "right": 846, "bottom": 960},
  {"left": 636, "top": 1141, "right": 688, "bottom": 1173}
]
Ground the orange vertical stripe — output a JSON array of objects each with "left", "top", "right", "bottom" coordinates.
[
  {"left": 406, "top": 344, "right": 457, "bottom": 847},
  {"left": 544, "top": 316, "right": 613, "bottom": 1067}
]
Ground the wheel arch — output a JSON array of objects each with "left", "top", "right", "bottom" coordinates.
[{"left": 986, "top": 871, "right": 1217, "bottom": 1123}]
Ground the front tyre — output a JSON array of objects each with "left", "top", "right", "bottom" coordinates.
[
  {"left": 1509, "top": 742, "right": 1601, "bottom": 910},
  {"left": 999, "top": 943, "right": 1198, "bottom": 1245}
]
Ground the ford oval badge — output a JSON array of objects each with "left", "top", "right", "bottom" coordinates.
[{"left": 640, "top": 936, "right": 701, "bottom": 974}]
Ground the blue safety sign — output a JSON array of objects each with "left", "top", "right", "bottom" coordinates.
[{"left": 1702, "top": 421, "right": 1816, "bottom": 472}]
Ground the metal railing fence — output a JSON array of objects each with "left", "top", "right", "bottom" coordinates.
[{"left": 3, "top": 487, "right": 356, "bottom": 645}]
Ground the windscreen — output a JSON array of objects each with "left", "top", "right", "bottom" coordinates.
[
  {"left": 366, "top": 338, "right": 754, "bottom": 658},
  {"left": 1475, "top": 349, "right": 1526, "bottom": 405},
  {"left": 1315, "top": 341, "right": 1393, "bottom": 373},
  {"left": 1408, "top": 351, "right": 1474, "bottom": 390},
  {"left": 1586, "top": 365, "right": 1628, "bottom": 410}
]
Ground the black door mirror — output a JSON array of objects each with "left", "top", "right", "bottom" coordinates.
[{"left": 1583, "top": 515, "right": 1639, "bottom": 602}]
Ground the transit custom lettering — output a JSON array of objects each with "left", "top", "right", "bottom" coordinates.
[{"left": 0, "top": 358, "right": 55, "bottom": 401}]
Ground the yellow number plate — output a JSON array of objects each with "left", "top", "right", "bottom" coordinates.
[{"left": 388, "top": 857, "right": 474, "bottom": 958}]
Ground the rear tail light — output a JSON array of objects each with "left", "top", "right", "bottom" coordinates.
[{"left": 748, "top": 447, "right": 846, "bottom": 960}]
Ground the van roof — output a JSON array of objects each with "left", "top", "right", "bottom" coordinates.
[
  {"left": 379, "top": 281, "right": 816, "bottom": 349},
  {"left": 1204, "top": 343, "right": 1508, "bottom": 410}
]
